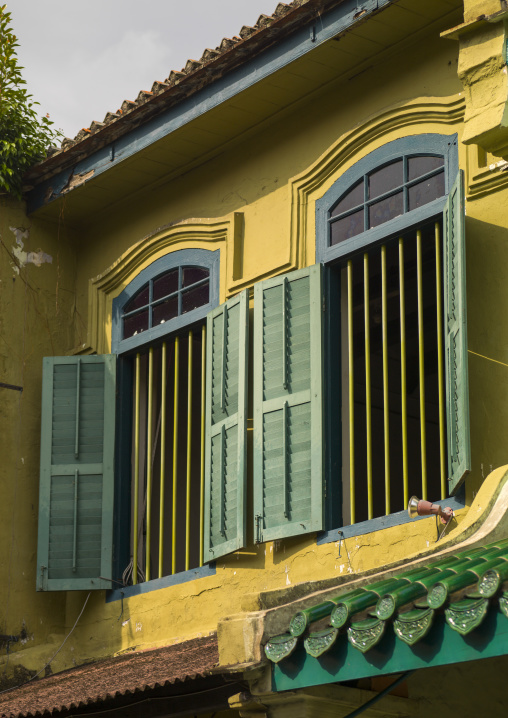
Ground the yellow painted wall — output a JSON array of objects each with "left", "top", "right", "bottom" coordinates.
[
  {"left": 3, "top": 2, "right": 508, "bottom": 688},
  {"left": 0, "top": 197, "right": 78, "bottom": 686}
]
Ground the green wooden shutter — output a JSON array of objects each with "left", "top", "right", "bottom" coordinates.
[
  {"left": 36, "top": 355, "right": 116, "bottom": 591},
  {"left": 253, "top": 265, "right": 324, "bottom": 542},
  {"left": 203, "top": 291, "right": 249, "bottom": 562},
  {"left": 444, "top": 170, "right": 471, "bottom": 494}
]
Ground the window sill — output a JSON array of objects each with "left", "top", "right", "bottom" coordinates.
[
  {"left": 317, "top": 486, "right": 466, "bottom": 545},
  {"left": 106, "top": 563, "right": 216, "bottom": 602}
]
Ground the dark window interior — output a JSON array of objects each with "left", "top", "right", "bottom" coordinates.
[{"left": 333, "top": 219, "right": 446, "bottom": 524}]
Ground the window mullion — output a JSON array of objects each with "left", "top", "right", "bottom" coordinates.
[
  {"left": 178, "top": 266, "right": 183, "bottom": 317},
  {"left": 403, "top": 155, "right": 409, "bottom": 214},
  {"left": 148, "top": 280, "right": 153, "bottom": 329},
  {"left": 363, "top": 174, "right": 369, "bottom": 231}
]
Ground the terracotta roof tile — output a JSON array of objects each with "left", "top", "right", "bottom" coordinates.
[
  {"left": 184, "top": 58, "right": 202, "bottom": 73},
  {"left": 30, "top": 0, "right": 365, "bottom": 183},
  {"left": 239, "top": 25, "right": 257, "bottom": 39},
  {"left": 0, "top": 635, "right": 221, "bottom": 718},
  {"left": 151, "top": 80, "right": 169, "bottom": 94},
  {"left": 44, "top": 0, "right": 306, "bottom": 154}
]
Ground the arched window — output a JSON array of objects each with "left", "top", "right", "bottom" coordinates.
[
  {"left": 112, "top": 248, "right": 219, "bottom": 354},
  {"left": 315, "top": 134, "right": 468, "bottom": 529},
  {"left": 112, "top": 248, "right": 220, "bottom": 583},
  {"left": 316, "top": 134, "right": 458, "bottom": 263}
]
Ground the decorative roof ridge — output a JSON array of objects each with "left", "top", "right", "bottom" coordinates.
[
  {"left": 260, "top": 466, "right": 508, "bottom": 622},
  {"left": 265, "top": 536, "right": 508, "bottom": 662}
]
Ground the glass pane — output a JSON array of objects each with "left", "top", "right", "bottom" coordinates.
[
  {"left": 368, "top": 160, "right": 403, "bottom": 199},
  {"left": 182, "top": 266, "right": 209, "bottom": 287},
  {"left": 153, "top": 269, "right": 179, "bottom": 301},
  {"left": 124, "top": 285, "right": 149, "bottom": 313},
  {"left": 368, "top": 191, "right": 403, "bottom": 228},
  {"left": 330, "top": 209, "right": 364, "bottom": 245},
  {"left": 153, "top": 295, "right": 179, "bottom": 325},
  {"left": 330, "top": 180, "right": 364, "bottom": 218},
  {"left": 123, "top": 310, "right": 149, "bottom": 339},
  {"left": 408, "top": 155, "right": 444, "bottom": 181},
  {"left": 181, "top": 283, "right": 210, "bottom": 314},
  {"left": 408, "top": 171, "right": 445, "bottom": 211}
]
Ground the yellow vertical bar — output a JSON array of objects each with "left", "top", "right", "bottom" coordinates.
[
  {"left": 172, "top": 336, "right": 179, "bottom": 575},
  {"left": 133, "top": 353, "right": 141, "bottom": 585},
  {"left": 435, "top": 222, "right": 447, "bottom": 497},
  {"left": 364, "top": 253, "right": 373, "bottom": 519},
  {"left": 158, "top": 342, "right": 167, "bottom": 579},
  {"left": 200, "top": 324, "right": 206, "bottom": 567},
  {"left": 145, "top": 346, "right": 154, "bottom": 582},
  {"left": 347, "top": 260, "right": 355, "bottom": 525},
  {"left": 417, "top": 230, "right": 428, "bottom": 500},
  {"left": 186, "top": 330, "right": 193, "bottom": 571},
  {"left": 381, "top": 245, "right": 390, "bottom": 515},
  {"left": 399, "top": 239, "right": 409, "bottom": 508}
]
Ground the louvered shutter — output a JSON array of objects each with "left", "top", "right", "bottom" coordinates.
[
  {"left": 253, "top": 265, "right": 324, "bottom": 542},
  {"left": 444, "top": 170, "right": 471, "bottom": 494},
  {"left": 203, "top": 291, "right": 249, "bottom": 561},
  {"left": 36, "top": 356, "right": 116, "bottom": 591}
]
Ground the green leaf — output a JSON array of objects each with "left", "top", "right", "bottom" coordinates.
[{"left": 0, "top": 4, "right": 62, "bottom": 197}]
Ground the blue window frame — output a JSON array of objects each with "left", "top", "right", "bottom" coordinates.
[
  {"left": 316, "top": 133, "right": 468, "bottom": 536},
  {"left": 112, "top": 248, "right": 220, "bottom": 354},
  {"left": 316, "top": 134, "right": 458, "bottom": 263},
  {"left": 111, "top": 247, "right": 220, "bottom": 587}
]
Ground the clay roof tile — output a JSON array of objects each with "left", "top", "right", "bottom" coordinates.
[
  {"left": 0, "top": 635, "right": 222, "bottom": 718},
  {"left": 184, "top": 58, "right": 202, "bottom": 73}
]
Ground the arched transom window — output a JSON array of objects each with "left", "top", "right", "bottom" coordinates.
[
  {"left": 329, "top": 154, "right": 445, "bottom": 246},
  {"left": 122, "top": 265, "right": 210, "bottom": 340}
]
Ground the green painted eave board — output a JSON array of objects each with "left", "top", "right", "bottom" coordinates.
[{"left": 273, "top": 607, "right": 508, "bottom": 690}]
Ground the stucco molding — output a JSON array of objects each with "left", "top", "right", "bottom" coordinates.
[
  {"left": 443, "top": 11, "right": 508, "bottom": 159},
  {"left": 466, "top": 143, "right": 508, "bottom": 197},
  {"left": 73, "top": 215, "right": 239, "bottom": 355},
  {"left": 288, "top": 95, "right": 465, "bottom": 267}
]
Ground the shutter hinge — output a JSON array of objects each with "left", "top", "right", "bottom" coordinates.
[
  {"left": 322, "top": 297, "right": 326, "bottom": 313},
  {"left": 255, "top": 514, "right": 262, "bottom": 544}
]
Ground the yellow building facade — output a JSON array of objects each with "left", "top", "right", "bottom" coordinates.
[{"left": 2, "top": 1, "right": 508, "bottom": 715}]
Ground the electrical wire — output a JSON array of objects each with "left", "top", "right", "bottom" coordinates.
[
  {"left": 340, "top": 670, "right": 416, "bottom": 718},
  {"left": 0, "top": 592, "right": 91, "bottom": 697},
  {"left": 437, "top": 512, "right": 454, "bottom": 542}
]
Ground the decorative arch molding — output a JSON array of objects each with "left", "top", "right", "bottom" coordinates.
[
  {"left": 74, "top": 213, "right": 240, "bottom": 355},
  {"left": 288, "top": 95, "right": 465, "bottom": 267}
]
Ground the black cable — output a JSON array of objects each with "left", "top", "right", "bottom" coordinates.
[{"left": 340, "top": 670, "right": 416, "bottom": 718}]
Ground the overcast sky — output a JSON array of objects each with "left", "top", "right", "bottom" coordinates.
[{"left": 8, "top": 0, "right": 278, "bottom": 140}]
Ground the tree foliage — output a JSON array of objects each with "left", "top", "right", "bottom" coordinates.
[{"left": 0, "top": 3, "right": 60, "bottom": 198}]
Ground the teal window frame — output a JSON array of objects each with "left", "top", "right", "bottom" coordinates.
[
  {"left": 112, "top": 248, "right": 220, "bottom": 587},
  {"left": 316, "top": 134, "right": 459, "bottom": 264},
  {"left": 315, "top": 133, "right": 469, "bottom": 537},
  {"left": 112, "top": 248, "right": 220, "bottom": 355}
]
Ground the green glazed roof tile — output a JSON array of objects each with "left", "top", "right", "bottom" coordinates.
[
  {"left": 393, "top": 607, "right": 434, "bottom": 645},
  {"left": 264, "top": 634, "right": 298, "bottom": 663},
  {"left": 265, "top": 537, "right": 508, "bottom": 663},
  {"left": 348, "top": 617, "right": 386, "bottom": 653},
  {"left": 304, "top": 628, "right": 338, "bottom": 657},
  {"left": 498, "top": 591, "right": 508, "bottom": 619},
  {"left": 445, "top": 597, "right": 489, "bottom": 635}
]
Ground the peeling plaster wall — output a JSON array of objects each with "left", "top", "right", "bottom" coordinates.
[{"left": 0, "top": 197, "right": 78, "bottom": 685}]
